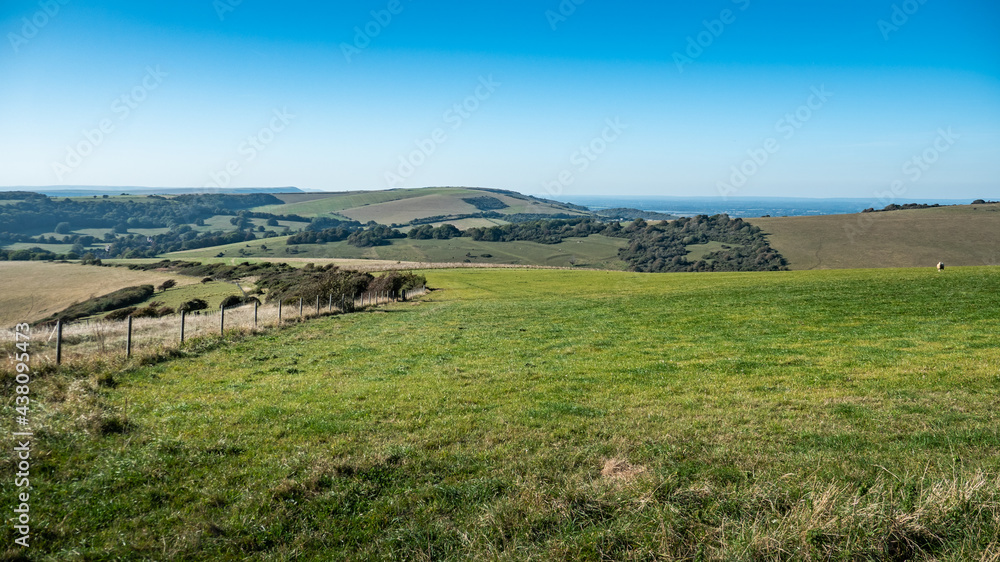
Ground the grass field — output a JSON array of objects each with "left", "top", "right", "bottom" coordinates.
[
  {"left": 338, "top": 193, "right": 487, "bottom": 224},
  {"left": 0, "top": 262, "right": 200, "bottom": 326},
  {"left": 749, "top": 204, "right": 1000, "bottom": 270},
  {"left": 249, "top": 187, "right": 588, "bottom": 224},
  {"left": 165, "top": 235, "right": 630, "bottom": 269},
  {"left": 250, "top": 188, "right": 466, "bottom": 217},
  {"left": 3, "top": 266, "right": 998, "bottom": 559}
]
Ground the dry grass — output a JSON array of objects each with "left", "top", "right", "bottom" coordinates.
[
  {"left": 749, "top": 204, "right": 1000, "bottom": 270},
  {"left": 0, "top": 261, "right": 199, "bottom": 326},
  {"left": 0, "top": 288, "right": 426, "bottom": 368}
]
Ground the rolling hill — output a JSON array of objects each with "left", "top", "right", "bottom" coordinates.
[
  {"left": 749, "top": 204, "right": 1000, "bottom": 270},
  {"left": 248, "top": 186, "right": 590, "bottom": 224}
]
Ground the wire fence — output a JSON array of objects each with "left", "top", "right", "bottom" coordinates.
[{"left": 2, "top": 285, "right": 427, "bottom": 367}]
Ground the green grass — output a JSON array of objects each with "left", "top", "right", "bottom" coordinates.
[
  {"left": 165, "top": 235, "right": 630, "bottom": 269},
  {"left": 101, "top": 280, "right": 246, "bottom": 316},
  {"left": 684, "top": 241, "right": 731, "bottom": 261},
  {"left": 3, "top": 267, "right": 999, "bottom": 559}
]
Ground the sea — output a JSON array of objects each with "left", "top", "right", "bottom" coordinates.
[{"left": 555, "top": 196, "right": 976, "bottom": 219}]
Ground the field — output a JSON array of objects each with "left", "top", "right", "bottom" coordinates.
[
  {"left": 165, "top": 235, "right": 631, "bottom": 269},
  {"left": 3, "top": 266, "right": 998, "bottom": 559},
  {"left": 750, "top": 204, "right": 1000, "bottom": 270},
  {"left": 249, "top": 187, "right": 588, "bottom": 223},
  {"left": 0, "top": 262, "right": 200, "bottom": 325}
]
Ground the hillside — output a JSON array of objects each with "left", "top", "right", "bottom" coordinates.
[
  {"left": 249, "top": 186, "right": 590, "bottom": 224},
  {"left": 749, "top": 204, "right": 1000, "bottom": 270},
  {"left": 165, "top": 234, "right": 631, "bottom": 269},
  {"left": 0, "top": 261, "right": 200, "bottom": 325},
  {"left": 3, "top": 266, "right": 998, "bottom": 558}
]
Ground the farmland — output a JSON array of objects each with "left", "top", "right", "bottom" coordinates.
[
  {"left": 3, "top": 266, "right": 998, "bottom": 559},
  {"left": 165, "top": 234, "right": 631, "bottom": 269},
  {"left": 0, "top": 261, "right": 200, "bottom": 326},
  {"left": 749, "top": 204, "right": 1000, "bottom": 270}
]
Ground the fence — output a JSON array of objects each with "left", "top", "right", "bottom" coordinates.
[{"left": 3, "top": 285, "right": 427, "bottom": 367}]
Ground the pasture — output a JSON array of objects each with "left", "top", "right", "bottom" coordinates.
[
  {"left": 0, "top": 262, "right": 199, "bottom": 326},
  {"left": 3, "top": 266, "right": 998, "bottom": 559},
  {"left": 165, "top": 235, "right": 631, "bottom": 269},
  {"left": 750, "top": 204, "right": 1000, "bottom": 270}
]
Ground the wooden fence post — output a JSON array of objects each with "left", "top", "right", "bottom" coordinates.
[
  {"left": 328, "top": 294, "right": 333, "bottom": 312},
  {"left": 126, "top": 316, "right": 133, "bottom": 358},
  {"left": 55, "top": 320, "right": 63, "bottom": 365},
  {"left": 254, "top": 300, "right": 258, "bottom": 327},
  {"left": 278, "top": 300, "right": 282, "bottom": 323},
  {"left": 299, "top": 297, "right": 303, "bottom": 318},
  {"left": 180, "top": 310, "right": 186, "bottom": 344},
  {"left": 316, "top": 295, "right": 320, "bottom": 315},
  {"left": 220, "top": 306, "right": 225, "bottom": 336}
]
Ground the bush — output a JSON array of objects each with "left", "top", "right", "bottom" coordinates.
[
  {"left": 105, "top": 307, "right": 137, "bottom": 321},
  {"left": 178, "top": 298, "right": 208, "bottom": 313},
  {"left": 131, "top": 301, "right": 167, "bottom": 319},
  {"left": 158, "top": 279, "right": 177, "bottom": 292},
  {"left": 219, "top": 295, "right": 244, "bottom": 309},
  {"left": 42, "top": 285, "right": 155, "bottom": 324}
]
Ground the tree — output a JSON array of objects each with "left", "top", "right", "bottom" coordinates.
[
  {"left": 54, "top": 222, "right": 71, "bottom": 234},
  {"left": 157, "top": 279, "right": 177, "bottom": 292}
]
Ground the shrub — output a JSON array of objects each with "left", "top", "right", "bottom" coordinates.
[
  {"left": 42, "top": 285, "right": 155, "bottom": 324},
  {"left": 131, "top": 302, "right": 166, "bottom": 319},
  {"left": 158, "top": 279, "right": 177, "bottom": 292},
  {"left": 178, "top": 298, "right": 208, "bottom": 313},
  {"left": 219, "top": 295, "right": 244, "bottom": 309},
  {"left": 105, "top": 307, "right": 137, "bottom": 322}
]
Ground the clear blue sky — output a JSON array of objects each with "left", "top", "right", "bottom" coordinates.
[{"left": 1, "top": 0, "right": 998, "bottom": 199}]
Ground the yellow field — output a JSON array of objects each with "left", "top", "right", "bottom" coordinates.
[
  {"left": 749, "top": 204, "right": 1000, "bottom": 269},
  {"left": 0, "top": 262, "right": 199, "bottom": 326}
]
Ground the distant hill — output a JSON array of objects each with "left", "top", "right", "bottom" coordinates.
[
  {"left": 3, "top": 186, "right": 305, "bottom": 197},
  {"left": 248, "top": 186, "right": 591, "bottom": 226},
  {"left": 748, "top": 204, "right": 1000, "bottom": 269}
]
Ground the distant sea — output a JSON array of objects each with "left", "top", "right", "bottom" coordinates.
[{"left": 557, "top": 196, "right": 976, "bottom": 218}]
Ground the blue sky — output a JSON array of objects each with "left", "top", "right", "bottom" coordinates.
[{"left": 1, "top": 0, "right": 998, "bottom": 199}]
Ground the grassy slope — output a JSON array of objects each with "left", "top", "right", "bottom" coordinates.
[
  {"left": 250, "top": 188, "right": 464, "bottom": 217},
  {"left": 5, "top": 267, "right": 999, "bottom": 559},
  {"left": 749, "top": 204, "right": 1000, "bottom": 270},
  {"left": 165, "top": 235, "right": 630, "bottom": 269},
  {"left": 251, "top": 187, "right": 588, "bottom": 223},
  {"left": 0, "top": 262, "right": 200, "bottom": 325}
]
